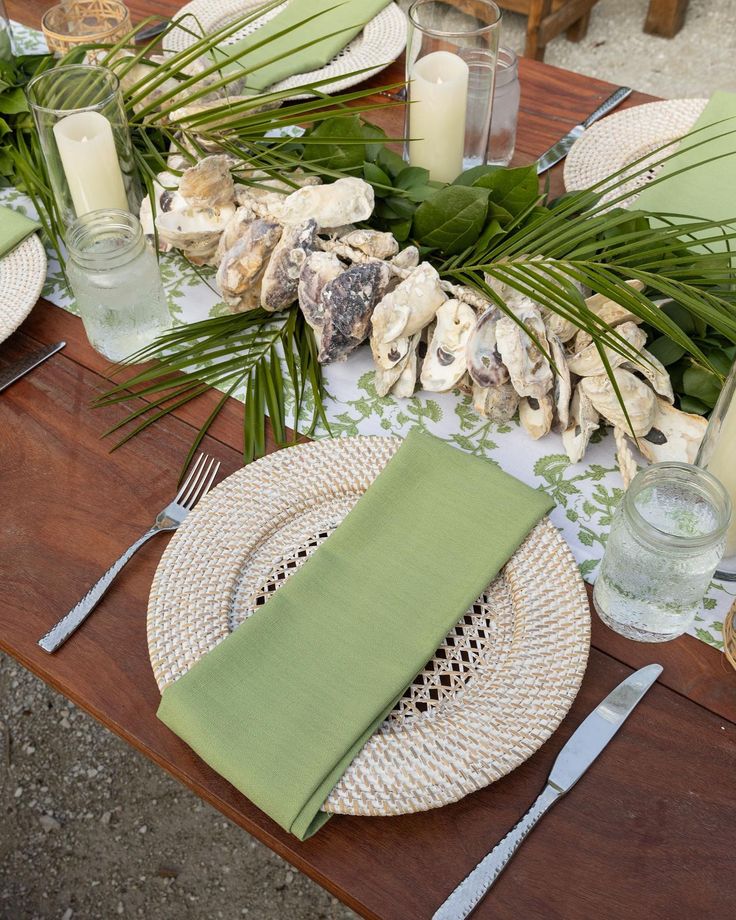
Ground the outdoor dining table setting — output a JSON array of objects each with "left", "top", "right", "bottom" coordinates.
[{"left": 1, "top": 0, "right": 736, "bottom": 918}]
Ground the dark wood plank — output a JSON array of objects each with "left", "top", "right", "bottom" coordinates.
[
  {"left": 1, "top": 339, "right": 735, "bottom": 920},
  {"left": 644, "top": 0, "right": 690, "bottom": 39}
]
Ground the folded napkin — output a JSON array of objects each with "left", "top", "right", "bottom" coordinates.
[
  {"left": 635, "top": 91, "right": 736, "bottom": 250},
  {"left": 0, "top": 206, "right": 40, "bottom": 259},
  {"left": 158, "top": 430, "right": 554, "bottom": 839},
  {"left": 212, "top": 0, "right": 391, "bottom": 92}
]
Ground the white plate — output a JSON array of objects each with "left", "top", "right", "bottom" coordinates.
[
  {"left": 564, "top": 98, "right": 708, "bottom": 206},
  {"left": 0, "top": 233, "right": 46, "bottom": 344},
  {"left": 164, "top": 0, "right": 407, "bottom": 98}
]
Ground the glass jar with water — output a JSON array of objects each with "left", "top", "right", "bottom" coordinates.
[
  {"left": 66, "top": 209, "right": 171, "bottom": 362},
  {"left": 593, "top": 462, "right": 730, "bottom": 642}
]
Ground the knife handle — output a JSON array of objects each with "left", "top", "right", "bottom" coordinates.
[
  {"left": 582, "top": 87, "right": 632, "bottom": 129},
  {"left": 432, "top": 784, "right": 562, "bottom": 920}
]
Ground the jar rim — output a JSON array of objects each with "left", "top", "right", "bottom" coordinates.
[
  {"left": 26, "top": 64, "right": 121, "bottom": 117},
  {"left": 623, "top": 461, "right": 732, "bottom": 550},
  {"left": 408, "top": 0, "right": 502, "bottom": 38},
  {"left": 66, "top": 208, "right": 143, "bottom": 269}
]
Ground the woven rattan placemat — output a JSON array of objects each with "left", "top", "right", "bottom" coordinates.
[
  {"left": 148, "top": 436, "right": 590, "bottom": 816},
  {"left": 0, "top": 233, "right": 46, "bottom": 344}
]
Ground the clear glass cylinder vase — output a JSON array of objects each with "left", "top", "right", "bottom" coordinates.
[
  {"left": 696, "top": 357, "right": 736, "bottom": 579},
  {"left": 26, "top": 64, "right": 141, "bottom": 230},
  {"left": 0, "top": 0, "right": 13, "bottom": 61},
  {"left": 405, "top": 0, "right": 501, "bottom": 183}
]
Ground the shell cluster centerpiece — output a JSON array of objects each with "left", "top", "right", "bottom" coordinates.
[{"left": 141, "top": 160, "right": 708, "bottom": 478}]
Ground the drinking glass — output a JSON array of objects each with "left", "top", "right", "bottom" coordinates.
[
  {"left": 41, "top": 1, "right": 132, "bottom": 57},
  {"left": 488, "top": 47, "right": 519, "bottom": 166},
  {"left": 26, "top": 64, "right": 141, "bottom": 230},
  {"left": 406, "top": 0, "right": 502, "bottom": 183},
  {"left": 66, "top": 209, "right": 171, "bottom": 362},
  {"left": 593, "top": 462, "right": 730, "bottom": 642},
  {"left": 696, "top": 356, "right": 736, "bottom": 579}
]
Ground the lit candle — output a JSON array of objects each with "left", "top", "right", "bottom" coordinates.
[
  {"left": 408, "top": 50, "right": 469, "bottom": 184},
  {"left": 701, "top": 401, "right": 736, "bottom": 560},
  {"left": 53, "top": 111, "right": 128, "bottom": 217}
]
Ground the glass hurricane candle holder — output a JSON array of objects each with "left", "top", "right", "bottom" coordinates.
[
  {"left": 406, "top": 0, "right": 501, "bottom": 183},
  {"left": 488, "top": 47, "right": 519, "bottom": 166},
  {"left": 41, "top": 0, "right": 132, "bottom": 57},
  {"left": 66, "top": 209, "right": 171, "bottom": 362},
  {"left": 696, "top": 356, "right": 736, "bottom": 580},
  {"left": 593, "top": 462, "right": 730, "bottom": 643},
  {"left": 0, "top": 0, "right": 13, "bottom": 61},
  {"left": 27, "top": 64, "right": 141, "bottom": 230}
]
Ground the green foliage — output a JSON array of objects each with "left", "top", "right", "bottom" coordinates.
[{"left": 0, "top": 50, "right": 53, "bottom": 187}]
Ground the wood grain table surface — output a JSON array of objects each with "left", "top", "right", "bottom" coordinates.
[{"left": 2, "top": 3, "right": 735, "bottom": 918}]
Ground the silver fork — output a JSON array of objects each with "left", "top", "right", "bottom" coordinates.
[{"left": 38, "top": 453, "right": 221, "bottom": 654}]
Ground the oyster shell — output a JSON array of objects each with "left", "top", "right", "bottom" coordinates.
[
  {"left": 391, "top": 246, "right": 420, "bottom": 271},
  {"left": 637, "top": 398, "right": 707, "bottom": 464},
  {"left": 566, "top": 321, "right": 647, "bottom": 377},
  {"left": 540, "top": 309, "right": 578, "bottom": 344},
  {"left": 216, "top": 219, "right": 282, "bottom": 311},
  {"left": 216, "top": 206, "right": 256, "bottom": 260},
  {"left": 156, "top": 204, "right": 235, "bottom": 266},
  {"left": 317, "top": 261, "right": 392, "bottom": 363},
  {"left": 495, "top": 302, "right": 553, "bottom": 399},
  {"left": 579, "top": 368, "right": 657, "bottom": 437},
  {"left": 562, "top": 385, "right": 600, "bottom": 463},
  {"left": 621, "top": 347, "right": 675, "bottom": 403},
  {"left": 466, "top": 307, "right": 509, "bottom": 388},
  {"left": 371, "top": 263, "right": 446, "bottom": 356},
  {"left": 376, "top": 332, "right": 421, "bottom": 397},
  {"left": 420, "top": 299, "right": 476, "bottom": 392},
  {"left": 372, "top": 335, "right": 412, "bottom": 372},
  {"left": 328, "top": 229, "right": 399, "bottom": 261},
  {"left": 297, "top": 251, "right": 345, "bottom": 333},
  {"left": 277, "top": 177, "right": 374, "bottom": 230},
  {"left": 261, "top": 220, "right": 318, "bottom": 312},
  {"left": 549, "top": 331, "right": 572, "bottom": 431},
  {"left": 178, "top": 155, "right": 234, "bottom": 209},
  {"left": 519, "top": 394, "right": 554, "bottom": 440},
  {"left": 472, "top": 381, "right": 520, "bottom": 423},
  {"left": 574, "top": 280, "right": 648, "bottom": 350}
]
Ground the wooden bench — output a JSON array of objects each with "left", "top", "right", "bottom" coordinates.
[
  {"left": 644, "top": 0, "right": 689, "bottom": 38},
  {"left": 496, "top": 0, "right": 601, "bottom": 60}
]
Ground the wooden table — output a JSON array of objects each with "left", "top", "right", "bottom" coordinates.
[{"left": 3, "top": 3, "right": 736, "bottom": 918}]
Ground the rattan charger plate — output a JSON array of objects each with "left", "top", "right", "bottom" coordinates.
[
  {"left": 164, "top": 0, "right": 407, "bottom": 98},
  {"left": 564, "top": 98, "right": 708, "bottom": 206},
  {"left": 0, "top": 234, "right": 46, "bottom": 344},
  {"left": 148, "top": 436, "right": 590, "bottom": 817}
]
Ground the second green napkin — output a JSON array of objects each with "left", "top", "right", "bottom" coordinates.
[{"left": 158, "top": 431, "right": 554, "bottom": 839}]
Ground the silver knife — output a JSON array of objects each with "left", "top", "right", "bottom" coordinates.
[
  {"left": 0, "top": 341, "right": 65, "bottom": 393},
  {"left": 433, "top": 663, "right": 662, "bottom": 920},
  {"left": 536, "top": 86, "right": 633, "bottom": 175}
]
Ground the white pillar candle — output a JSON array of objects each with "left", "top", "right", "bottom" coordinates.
[
  {"left": 703, "top": 401, "right": 736, "bottom": 559},
  {"left": 408, "top": 50, "right": 469, "bottom": 184},
  {"left": 53, "top": 111, "right": 129, "bottom": 217}
]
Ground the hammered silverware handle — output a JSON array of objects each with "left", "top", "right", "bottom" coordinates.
[
  {"left": 581, "top": 86, "right": 632, "bottom": 129},
  {"left": 432, "top": 784, "right": 562, "bottom": 920},
  {"left": 38, "top": 528, "right": 160, "bottom": 653}
]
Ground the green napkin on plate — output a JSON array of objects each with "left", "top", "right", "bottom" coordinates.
[
  {"left": 635, "top": 91, "right": 736, "bottom": 251},
  {"left": 158, "top": 430, "right": 554, "bottom": 839},
  {"left": 0, "top": 206, "right": 40, "bottom": 258},
  {"left": 212, "top": 0, "right": 391, "bottom": 92}
]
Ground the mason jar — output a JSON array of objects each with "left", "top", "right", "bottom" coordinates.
[
  {"left": 488, "top": 47, "right": 520, "bottom": 166},
  {"left": 593, "top": 462, "right": 730, "bottom": 642},
  {"left": 66, "top": 209, "right": 171, "bottom": 363}
]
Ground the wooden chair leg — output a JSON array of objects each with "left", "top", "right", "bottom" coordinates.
[
  {"left": 526, "top": 0, "right": 553, "bottom": 61},
  {"left": 567, "top": 9, "right": 592, "bottom": 42},
  {"left": 644, "top": 0, "right": 689, "bottom": 38}
]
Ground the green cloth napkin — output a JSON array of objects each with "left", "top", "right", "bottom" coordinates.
[
  {"left": 0, "top": 206, "right": 40, "bottom": 258},
  {"left": 212, "top": 0, "right": 391, "bottom": 92},
  {"left": 158, "top": 430, "right": 554, "bottom": 839},
  {"left": 635, "top": 91, "right": 736, "bottom": 251}
]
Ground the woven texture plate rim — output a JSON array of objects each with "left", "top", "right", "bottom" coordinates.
[
  {"left": 147, "top": 436, "right": 590, "bottom": 816},
  {"left": 163, "top": 0, "right": 407, "bottom": 99},
  {"left": 564, "top": 98, "right": 708, "bottom": 206},
  {"left": 0, "top": 233, "right": 46, "bottom": 344}
]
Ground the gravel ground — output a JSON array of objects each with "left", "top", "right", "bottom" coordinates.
[{"left": 3, "top": 3, "right": 735, "bottom": 918}]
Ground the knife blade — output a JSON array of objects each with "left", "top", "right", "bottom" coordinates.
[
  {"left": 0, "top": 341, "right": 65, "bottom": 394},
  {"left": 432, "top": 663, "right": 662, "bottom": 920},
  {"left": 536, "top": 86, "right": 633, "bottom": 175}
]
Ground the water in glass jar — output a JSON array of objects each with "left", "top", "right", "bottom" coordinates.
[
  {"left": 70, "top": 238, "right": 171, "bottom": 363},
  {"left": 593, "top": 477, "right": 726, "bottom": 642}
]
